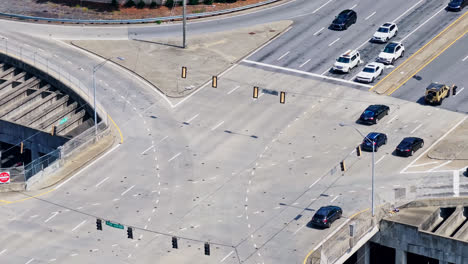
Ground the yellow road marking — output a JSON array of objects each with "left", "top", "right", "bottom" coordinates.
[
  {"left": 0, "top": 188, "right": 56, "bottom": 205},
  {"left": 370, "top": 10, "right": 468, "bottom": 92},
  {"left": 387, "top": 30, "right": 467, "bottom": 95},
  {"left": 302, "top": 203, "right": 389, "bottom": 264},
  {"left": 108, "top": 114, "right": 123, "bottom": 144}
]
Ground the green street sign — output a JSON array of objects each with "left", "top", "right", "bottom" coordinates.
[
  {"left": 106, "top": 220, "right": 124, "bottom": 229},
  {"left": 59, "top": 117, "right": 68, "bottom": 125}
]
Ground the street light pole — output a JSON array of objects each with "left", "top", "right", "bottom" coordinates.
[
  {"left": 92, "top": 68, "right": 97, "bottom": 136},
  {"left": 92, "top": 56, "right": 125, "bottom": 136},
  {"left": 371, "top": 138, "right": 375, "bottom": 217},
  {"left": 182, "top": 0, "right": 187, "bottom": 48},
  {"left": 339, "top": 123, "right": 376, "bottom": 217}
]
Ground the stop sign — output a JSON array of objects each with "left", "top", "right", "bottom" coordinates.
[{"left": 0, "top": 172, "right": 10, "bottom": 184}]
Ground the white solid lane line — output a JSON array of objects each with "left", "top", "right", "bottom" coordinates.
[
  {"left": 392, "top": 0, "right": 424, "bottom": 23},
  {"left": 328, "top": 38, "right": 340, "bottom": 47},
  {"left": 55, "top": 144, "right": 120, "bottom": 190},
  {"left": 313, "top": 27, "right": 325, "bottom": 36},
  {"left": 168, "top": 152, "right": 181, "bottom": 162},
  {"left": 354, "top": 0, "right": 423, "bottom": 51},
  {"left": 410, "top": 124, "right": 423, "bottom": 134},
  {"left": 140, "top": 145, "right": 155, "bottom": 155},
  {"left": 401, "top": 6, "right": 446, "bottom": 42},
  {"left": 277, "top": 51, "right": 290, "bottom": 61},
  {"left": 44, "top": 212, "right": 58, "bottom": 223},
  {"left": 375, "top": 155, "right": 386, "bottom": 165},
  {"left": 227, "top": 85, "right": 240, "bottom": 95},
  {"left": 186, "top": 113, "right": 199, "bottom": 123},
  {"left": 0, "top": 249, "right": 6, "bottom": 255},
  {"left": 25, "top": 258, "right": 34, "bottom": 264},
  {"left": 365, "top": 11, "right": 376, "bottom": 20},
  {"left": 299, "top": 59, "right": 312, "bottom": 68},
  {"left": 349, "top": 4, "right": 357, "bottom": 9},
  {"left": 401, "top": 116, "right": 467, "bottom": 173},
  {"left": 428, "top": 160, "right": 453, "bottom": 172},
  {"left": 312, "top": 0, "right": 333, "bottom": 14},
  {"left": 121, "top": 185, "right": 135, "bottom": 196},
  {"left": 211, "top": 121, "right": 225, "bottom": 131},
  {"left": 72, "top": 220, "right": 87, "bottom": 232},
  {"left": 409, "top": 161, "right": 439, "bottom": 168},
  {"left": 454, "top": 87, "right": 464, "bottom": 96},
  {"left": 243, "top": 59, "right": 372, "bottom": 88},
  {"left": 463, "top": 56, "right": 468, "bottom": 62},
  {"left": 95, "top": 177, "right": 110, "bottom": 188}
]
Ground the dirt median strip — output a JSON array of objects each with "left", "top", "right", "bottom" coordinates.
[{"left": 371, "top": 11, "right": 468, "bottom": 95}]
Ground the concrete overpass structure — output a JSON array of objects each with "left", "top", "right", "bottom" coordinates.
[{"left": 0, "top": 53, "right": 95, "bottom": 180}]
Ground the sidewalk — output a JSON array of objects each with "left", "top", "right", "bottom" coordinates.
[{"left": 71, "top": 20, "right": 292, "bottom": 98}]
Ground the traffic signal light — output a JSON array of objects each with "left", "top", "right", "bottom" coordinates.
[
  {"left": 453, "top": 85, "right": 457, "bottom": 96},
  {"left": 280, "top": 91, "right": 286, "bottom": 104},
  {"left": 127, "top": 227, "right": 133, "bottom": 239},
  {"left": 172, "top": 237, "right": 178, "bottom": 249},
  {"left": 212, "top": 76, "right": 217, "bottom": 88},
  {"left": 204, "top": 242, "right": 210, "bottom": 256},
  {"left": 340, "top": 161, "right": 346, "bottom": 172},
  {"left": 356, "top": 145, "right": 361, "bottom": 157},
  {"left": 96, "top": 219, "right": 102, "bottom": 230},
  {"left": 181, "top": 66, "right": 187, "bottom": 78},
  {"left": 253, "top": 86, "right": 259, "bottom": 98}
]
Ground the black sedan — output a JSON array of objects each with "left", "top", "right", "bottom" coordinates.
[
  {"left": 358, "top": 105, "right": 390, "bottom": 125},
  {"left": 447, "top": 0, "right": 467, "bottom": 11},
  {"left": 361, "top": 132, "right": 387, "bottom": 152},
  {"left": 395, "top": 137, "right": 424, "bottom": 157},
  {"left": 311, "top": 206, "right": 342, "bottom": 228},
  {"left": 330, "top": 9, "right": 357, "bottom": 30}
]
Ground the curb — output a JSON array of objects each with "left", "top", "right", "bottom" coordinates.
[{"left": 0, "top": 0, "right": 286, "bottom": 24}]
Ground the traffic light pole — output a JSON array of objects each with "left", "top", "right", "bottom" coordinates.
[
  {"left": 371, "top": 140, "right": 375, "bottom": 217},
  {"left": 339, "top": 123, "right": 376, "bottom": 217}
]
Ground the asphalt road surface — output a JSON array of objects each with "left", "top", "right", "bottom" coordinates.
[
  {"left": 0, "top": 1, "right": 467, "bottom": 264},
  {"left": 391, "top": 33, "right": 468, "bottom": 114}
]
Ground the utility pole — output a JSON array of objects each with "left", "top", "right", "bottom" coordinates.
[{"left": 183, "top": 0, "right": 187, "bottom": 48}]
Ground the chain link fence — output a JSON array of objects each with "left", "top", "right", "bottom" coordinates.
[{"left": 0, "top": 38, "right": 110, "bottom": 186}]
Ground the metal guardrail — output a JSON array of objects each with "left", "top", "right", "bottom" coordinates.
[{"left": 0, "top": 0, "right": 280, "bottom": 24}]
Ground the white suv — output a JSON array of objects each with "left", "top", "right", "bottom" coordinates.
[
  {"left": 372, "top": 22, "right": 398, "bottom": 43},
  {"left": 377, "top": 42, "right": 405, "bottom": 65},
  {"left": 356, "top": 62, "right": 384, "bottom": 83},
  {"left": 333, "top": 50, "right": 361, "bottom": 73}
]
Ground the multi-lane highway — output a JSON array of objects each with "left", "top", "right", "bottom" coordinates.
[{"left": 0, "top": 0, "right": 467, "bottom": 263}]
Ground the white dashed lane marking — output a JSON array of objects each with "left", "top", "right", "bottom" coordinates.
[
  {"left": 71, "top": 220, "right": 87, "bottom": 232},
  {"left": 44, "top": 212, "right": 58, "bottom": 223},
  {"left": 365, "top": 11, "right": 376, "bottom": 20},
  {"left": 168, "top": 152, "right": 181, "bottom": 162},
  {"left": 95, "top": 177, "right": 109, "bottom": 187},
  {"left": 121, "top": 185, "right": 135, "bottom": 196},
  {"left": 328, "top": 38, "right": 340, "bottom": 47},
  {"left": 211, "top": 121, "right": 225, "bottom": 131},
  {"left": 227, "top": 85, "right": 241, "bottom": 95},
  {"left": 313, "top": 27, "right": 324, "bottom": 36},
  {"left": 277, "top": 51, "right": 290, "bottom": 61}
]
